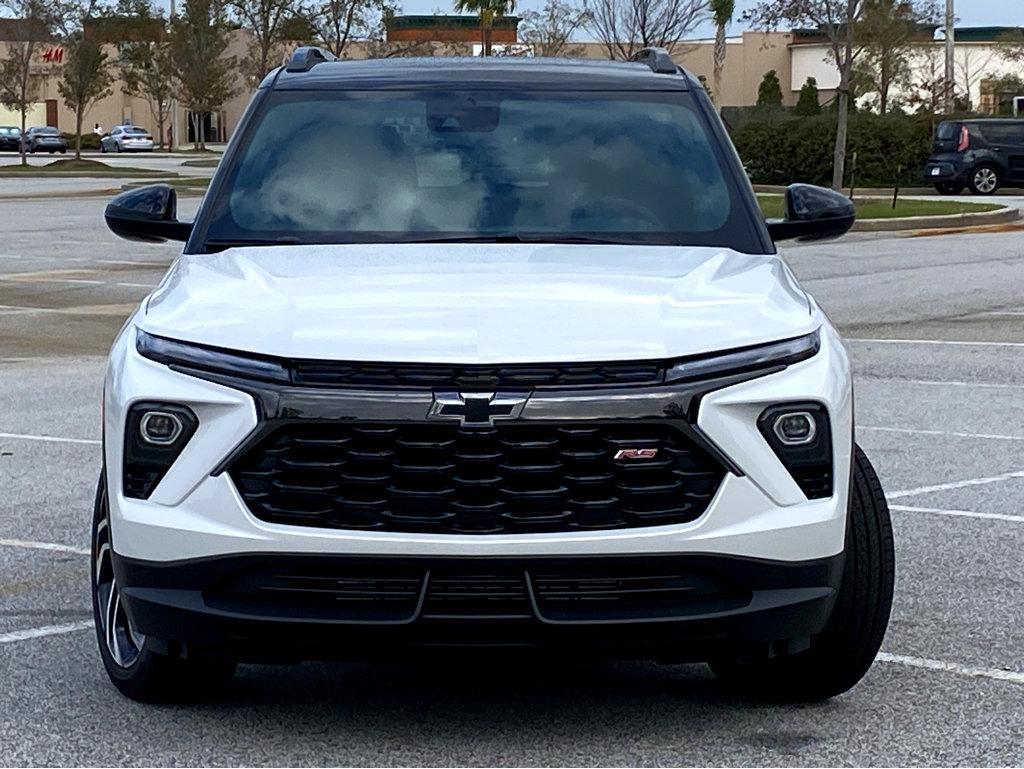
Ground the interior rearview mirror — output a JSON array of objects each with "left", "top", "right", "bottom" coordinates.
[
  {"left": 766, "top": 184, "right": 856, "bottom": 243},
  {"left": 104, "top": 184, "right": 193, "bottom": 243}
]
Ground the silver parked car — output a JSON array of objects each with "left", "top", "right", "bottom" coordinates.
[{"left": 100, "top": 125, "right": 155, "bottom": 153}]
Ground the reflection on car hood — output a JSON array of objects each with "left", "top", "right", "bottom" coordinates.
[{"left": 141, "top": 243, "right": 815, "bottom": 363}]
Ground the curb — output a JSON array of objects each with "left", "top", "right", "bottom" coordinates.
[
  {"left": 753, "top": 184, "right": 936, "bottom": 196},
  {"left": 851, "top": 205, "right": 1020, "bottom": 232}
]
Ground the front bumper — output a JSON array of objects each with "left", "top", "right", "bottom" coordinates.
[
  {"left": 114, "top": 551, "right": 843, "bottom": 661},
  {"left": 103, "top": 320, "right": 853, "bottom": 657}
]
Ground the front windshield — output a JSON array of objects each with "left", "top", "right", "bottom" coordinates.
[{"left": 202, "top": 89, "right": 759, "bottom": 249}]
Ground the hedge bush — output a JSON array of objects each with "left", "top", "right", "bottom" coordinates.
[
  {"left": 731, "top": 112, "right": 938, "bottom": 188},
  {"left": 61, "top": 132, "right": 101, "bottom": 150}
]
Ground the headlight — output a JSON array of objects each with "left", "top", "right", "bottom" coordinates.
[
  {"left": 137, "top": 329, "right": 289, "bottom": 383},
  {"left": 665, "top": 330, "right": 820, "bottom": 383}
]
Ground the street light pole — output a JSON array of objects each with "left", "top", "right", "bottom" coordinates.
[
  {"left": 169, "top": 0, "right": 177, "bottom": 152},
  {"left": 944, "top": 0, "right": 955, "bottom": 113}
]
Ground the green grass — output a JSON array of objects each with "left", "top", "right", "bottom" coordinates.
[
  {"left": 0, "top": 158, "right": 171, "bottom": 177},
  {"left": 121, "top": 177, "right": 210, "bottom": 195},
  {"left": 757, "top": 194, "right": 1002, "bottom": 220},
  {"left": 181, "top": 158, "right": 220, "bottom": 168}
]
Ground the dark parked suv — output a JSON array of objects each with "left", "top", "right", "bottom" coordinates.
[{"left": 926, "top": 119, "right": 1024, "bottom": 195}]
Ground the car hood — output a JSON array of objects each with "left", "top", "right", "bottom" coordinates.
[{"left": 141, "top": 244, "right": 815, "bottom": 363}]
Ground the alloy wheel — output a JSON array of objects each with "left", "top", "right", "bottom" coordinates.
[
  {"left": 93, "top": 491, "right": 145, "bottom": 668},
  {"left": 974, "top": 167, "right": 998, "bottom": 194}
]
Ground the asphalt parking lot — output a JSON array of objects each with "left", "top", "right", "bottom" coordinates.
[{"left": 1, "top": 187, "right": 1023, "bottom": 766}]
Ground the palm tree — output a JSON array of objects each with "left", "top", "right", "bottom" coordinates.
[
  {"left": 453, "top": 0, "right": 516, "bottom": 56},
  {"left": 709, "top": 0, "right": 734, "bottom": 110}
]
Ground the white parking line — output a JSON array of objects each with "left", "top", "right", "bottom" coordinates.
[
  {"left": 860, "top": 426, "right": 1024, "bottom": 442},
  {"left": 886, "top": 469, "right": 1024, "bottom": 499},
  {"left": 877, "top": 652, "right": 1024, "bottom": 686},
  {"left": 0, "top": 538, "right": 91, "bottom": 555},
  {"left": 0, "top": 621, "right": 93, "bottom": 645},
  {"left": 890, "top": 504, "right": 1024, "bottom": 524},
  {"left": 862, "top": 377, "right": 1024, "bottom": 390},
  {"left": 0, "top": 432, "right": 100, "bottom": 445},
  {"left": 847, "top": 338, "right": 1024, "bottom": 348}
]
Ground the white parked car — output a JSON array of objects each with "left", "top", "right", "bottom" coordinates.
[
  {"left": 100, "top": 125, "right": 154, "bottom": 153},
  {"left": 94, "top": 47, "right": 894, "bottom": 703}
]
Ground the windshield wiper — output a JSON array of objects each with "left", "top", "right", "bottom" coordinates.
[
  {"left": 205, "top": 237, "right": 301, "bottom": 251},
  {"left": 400, "top": 234, "right": 650, "bottom": 246}
]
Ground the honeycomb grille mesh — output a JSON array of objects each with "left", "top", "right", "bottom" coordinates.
[{"left": 230, "top": 422, "right": 724, "bottom": 534}]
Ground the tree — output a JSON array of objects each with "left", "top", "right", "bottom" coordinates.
[
  {"left": 170, "top": 0, "right": 238, "bottom": 150},
  {"left": 584, "top": 0, "right": 705, "bottom": 60},
  {"left": 453, "top": 0, "right": 516, "bottom": 57},
  {"left": 312, "top": 0, "right": 427, "bottom": 58},
  {"left": 113, "top": 0, "right": 175, "bottom": 149},
  {"left": 795, "top": 75, "right": 822, "bottom": 114},
  {"left": 517, "top": 0, "right": 589, "bottom": 57},
  {"left": 0, "top": 0, "right": 63, "bottom": 166},
  {"left": 227, "top": 0, "right": 298, "bottom": 81},
  {"left": 746, "top": 0, "right": 867, "bottom": 190},
  {"left": 709, "top": 0, "right": 734, "bottom": 109},
  {"left": 854, "top": 0, "right": 936, "bottom": 115},
  {"left": 757, "top": 69, "right": 783, "bottom": 107},
  {"left": 121, "top": 38, "right": 175, "bottom": 148},
  {"left": 59, "top": 26, "right": 114, "bottom": 158}
]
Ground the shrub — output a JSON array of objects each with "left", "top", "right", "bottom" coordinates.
[
  {"left": 732, "top": 111, "right": 936, "bottom": 188},
  {"left": 795, "top": 77, "right": 822, "bottom": 116},
  {"left": 757, "top": 70, "right": 783, "bottom": 109},
  {"left": 62, "top": 132, "right": 101, "bottom": 150}
]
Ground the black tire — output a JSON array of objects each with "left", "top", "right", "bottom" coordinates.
[
  {"left": 968, "top": 164, "right": 1000, "bottom": 195},
  {"left": 100, "top": 142, "right": 106, "bottom": 154},
  {"left": 710, "top": 445, "right": 895, "bottom": 701},
  {"left": 91, "top": 474, "right": 236, "bottom": 703},
  {"left": 934, "top": 182, "right": 963, "bottom": 195}
]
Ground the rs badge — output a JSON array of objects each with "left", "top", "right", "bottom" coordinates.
[{"left": 613, "top": 448, "right": 658, "bottom": 460}]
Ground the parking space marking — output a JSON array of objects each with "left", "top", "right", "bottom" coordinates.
[
  {"left": 860, "top": 425, "right": 1024, "bottom": 442},
  {"left": 0, "top": 621, "right": 93, "bottom": 645},
  {"left": 859, "top": 377, "right": 1024, "bottom": 391},
  {"left": 877, "top": 652, "right": 1024, "bottom": 686},
  {"left": 0, "top": 538, "right": 91, "bottom": 555},
  {"left": 890, "top": 504, "right": 1024, "bottom": 524},
  {"left": 0, "top": 276, "right": 105, "bottom": 285},
  {"left": 0, "top": 303, "right": 138, "bottom": 316},
  {"left": 887, "top": 469, "right": 1024, "bottom": 499},
  {"left": 847, "top": 338, "right": 1024, "bottom": 348},
  {"left": 0, "top": 432, "right": 100, "bottom": 445}
]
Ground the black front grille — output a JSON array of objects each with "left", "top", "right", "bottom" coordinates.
[
  {"left": 289, "top": 360, "right": 663, "bottom": 389},
  {"left": 230, "top": 423, "right": 724, "bottom": 534}
]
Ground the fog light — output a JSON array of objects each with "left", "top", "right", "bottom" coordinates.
[
  {"left": 139, "top": 411, "right": 183, "bottom": 445},
  {"left": 772, "top": 411, "right": 816, "bottom": 445}
]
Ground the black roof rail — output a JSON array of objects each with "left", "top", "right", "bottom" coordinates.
[
  {"left": 629, "top": 47, "right": 679, "bottom": 75},
  {"left": 286, "top": 46, "right": 338, "bottom": 73}
]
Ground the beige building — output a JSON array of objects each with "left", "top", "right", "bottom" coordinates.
[{"left": 7, "top": 17, "right": 1016, "bottom": 145}]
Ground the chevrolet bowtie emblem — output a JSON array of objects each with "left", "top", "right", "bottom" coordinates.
[{"left": 428, "top": 392, "right": 528, "bottom": 426}]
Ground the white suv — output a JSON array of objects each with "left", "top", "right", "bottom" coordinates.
[{"left": 94, "top": 48, "right": 894, "bottom": 702}]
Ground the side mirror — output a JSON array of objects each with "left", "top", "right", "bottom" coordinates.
[
  {"left": 104, "top": 184, "right": 193, "bottom": 243},
  {"left": 766, "top": 184, "right": 855, "bottom": 243}
]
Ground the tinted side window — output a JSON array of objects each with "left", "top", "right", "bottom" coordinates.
[
  {"left": 936, "top": 122, "right": 959, "bottom": 140},
  {"left": 977, "top": 123, "right": 1024, "bottom": 144}
]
